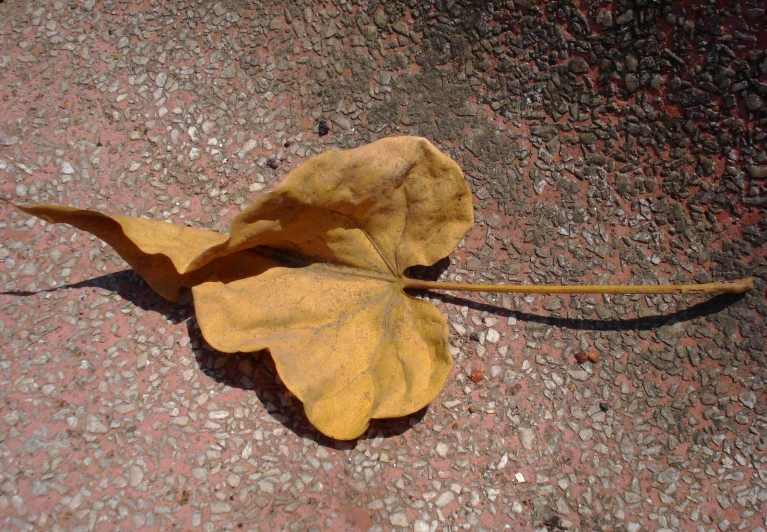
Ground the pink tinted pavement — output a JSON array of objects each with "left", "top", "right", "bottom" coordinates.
[{"left": 1, "top": 1, "right": 766, "bottom": 531}]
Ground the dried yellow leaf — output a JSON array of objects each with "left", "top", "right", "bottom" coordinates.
[
  {"left": 5, "top": 137, "right": 473, "bottom": 439},
  {"left": 4, "top": 136, "right": 752, "bottom": 439}
]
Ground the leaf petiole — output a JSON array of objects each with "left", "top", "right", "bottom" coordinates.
[{"left": 400, "top": 276, "right": 755, "bottom": 295}]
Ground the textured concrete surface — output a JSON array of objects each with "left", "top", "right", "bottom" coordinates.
[{"left": 1, "top": 1, "right": 765, "bottom": 531}]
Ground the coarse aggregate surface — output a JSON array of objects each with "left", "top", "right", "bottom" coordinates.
[{"left": 1, "top": 1, "right": 766, "bottom": 531}]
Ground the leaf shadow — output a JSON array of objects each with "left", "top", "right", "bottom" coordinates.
[
  {"left": 1, "top": 270, "right": 189, "bottom": 322},
  {"left": 405, "top": 257, "right": 748, "bottom": 330},
  {"left": 186, "top": 323, "right": 428, "bottom": 448},
  {"left": 1, "top": 269, "right": 426, "bottom": 446},
  {"left": 422, "top": 291, "right": 747, "bottom": 331},
  {"left": 5, "top": 267, "right": 744, "bottom": 445}
]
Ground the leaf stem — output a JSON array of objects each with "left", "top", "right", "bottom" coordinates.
[{"left": 401, "top": 277, "right": 754, "bottom": 295}]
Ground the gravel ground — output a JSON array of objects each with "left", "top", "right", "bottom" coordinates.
[{"left": 1, "top": 1, "right": 766, "bottom": 531}]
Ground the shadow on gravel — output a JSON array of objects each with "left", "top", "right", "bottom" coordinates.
[
  {"left": 1, "top": 269, "right": 747, "bottom": 443},
  {"left": 1, "top": 269, "right": 189, "bottom": 323},
  {"left": 429, "top": 291, "right": 747, "bottom": 332},
  {"left": 403, "top": 256, "right": 749, "bottom": 331},
  {"left": 187, "top": 332, "right": 427, "bottom": 449},
  {"left": 2, "top": 269, "right": 427, "bottom": 447},
  {"left": 5, "top": 267, "right": 744, "bottom": 334}
]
